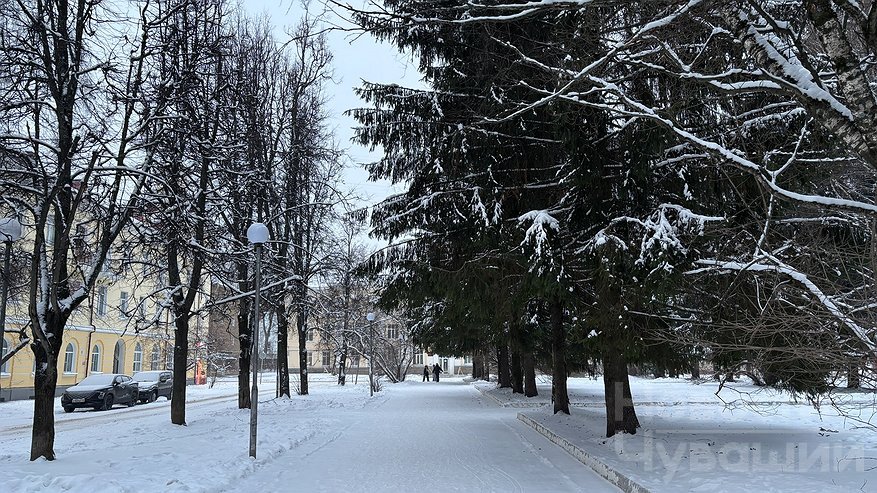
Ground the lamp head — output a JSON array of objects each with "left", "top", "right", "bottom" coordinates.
[
  {"left": 246, "top": 222, "right": 269, "bottom": 244},
  {"left": 366, "top": 312, "right": 375, "bottom": 322}
]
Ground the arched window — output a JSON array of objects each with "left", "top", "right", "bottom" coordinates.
[
  {"left": 112, "top": 340, "right": 125, "bottom": 373},
  {"left": 91, "top": 345, "right": 102, "bottom": 373},
  {"left": 1, "top": 338, "right": 9, "bottom": 373},
  {"left": 63, "top": 343, "right": 76, "bottom": 373},
  {"left": 132, "top": 343, "right": 142, "bottom": 372},
  {"left": 150, "top": 345, "right": 160, "bottom": 370}
]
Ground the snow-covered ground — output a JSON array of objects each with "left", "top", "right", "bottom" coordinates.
[
  {"left": 0, "top": 374, "right": 617, "bottom": 492},
  {"left": 482, "top": 376, "right": 877, "bottom": 492}
]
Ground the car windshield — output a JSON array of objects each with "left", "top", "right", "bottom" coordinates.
[
  {"left": 132, "top": 372, "right": 162, "bottom": 381},
  {"left": 77, "top": 374, "right": 116, "bottom": 386}
]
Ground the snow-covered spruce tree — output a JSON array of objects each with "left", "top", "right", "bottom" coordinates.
[
  {"left": 432, "top": 0, "right": 877, "bottom": 362},
  {"left": 349, "top": 0, "right": 620, "bottom": 415},
  {"left": 0, "top": 0, "right": 167, "bottom": 460}
]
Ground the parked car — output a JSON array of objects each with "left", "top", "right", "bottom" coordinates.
[
  {"left": 61, "top": 374, "right": 139, "bottom": 412},
  {"left": 131, "top": 370, "right": 173, "bottom": 403}
]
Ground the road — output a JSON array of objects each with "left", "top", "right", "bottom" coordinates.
[{"left": 224, "top": 379, "right": 618, "bottom": 492}]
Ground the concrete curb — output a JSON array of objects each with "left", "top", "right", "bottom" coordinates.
[{"left": 517, "top": 413, "right": 651, "bottom": 493}]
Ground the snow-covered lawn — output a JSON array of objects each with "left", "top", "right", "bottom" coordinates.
[
  {"left": 0, "top": 375, "right": 617, "bottom": 492},
  {"left": 482, "top": 377, "right": 877, "bottom": 492}
]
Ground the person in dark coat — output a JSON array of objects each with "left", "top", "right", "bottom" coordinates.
[
  {"left": 432, "top": 363, "right": 442, "bottom": 382},
  {"left": 422, "top": 365, "right": 430, "bottom": 382}
]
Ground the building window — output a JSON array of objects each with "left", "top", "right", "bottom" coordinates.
[
  {"left": 151, "top": 345, "right": 160, "bottom": 370},
  {"left": 133, "top": 343, "right": 142, "bottom": 372},
  {"left": 63, "top": 343, "right": 76, "bottom": 373},
  {"left": 306, "top": 329, "right": 315, "bottom": 342},
  {"left": 321, "top": 350, "right": 331, "bottom": 367},
  {"left": 45, "top": 220, "right": 55, "bottom": 245},
  {"left": 1, "top": 338, "right": 9, "bottom": 373},
  {"left": 119, "top": 291, "right": 129, "bottom": 318},
  {"left": 91, "top": 345, "right": 102, "bottom": 373},
  {"left": 442, "top": 358, "right": 449, "bottom": 372},
  {"left": 305, "top": 350, "right": 312, "bottom": 366},
  {"left": 386, "top": 325, "right": 399, "bottom": 339},
  {"left": 464, "top": 354, "right": 472, "bottom": 364},
  {"left": 112, "top": 340, "right": 125, "bottom": 373},
  {"left": 352, "top": 355, "right": 360, "bottom": 367},
  {"left": 165, "top": 346, "right": 173, "bottom": 369},
  {"left": 414, "top": 352, "right": 423, "bottom": 365},
  {"left": 96, "top": 286, "right": 108, "bottom": 316}
]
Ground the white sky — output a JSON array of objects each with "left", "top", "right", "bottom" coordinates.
[{"left": 244, "top": 0, "right": 421, "bottom": 210}]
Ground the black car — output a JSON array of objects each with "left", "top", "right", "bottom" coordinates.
[
  {"left": 61, "top": 374, "right": 139, "bottom": 412},
  {"left": 131, "top": 370, "right": 173, "bottom": 403}
]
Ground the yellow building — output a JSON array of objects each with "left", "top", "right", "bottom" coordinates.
[{"left": 0, "top": 221, "right": 198, "bottom": 402}]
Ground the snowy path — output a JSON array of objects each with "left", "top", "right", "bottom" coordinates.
[{"left": 228, "top": 379, "right": 618, "bottom": 492}]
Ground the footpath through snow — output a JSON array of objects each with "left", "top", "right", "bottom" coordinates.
[{"left": 0, "top": 375, "right": 617, "bottom": 492}]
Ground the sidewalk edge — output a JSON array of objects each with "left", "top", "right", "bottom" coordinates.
[{"left": 517, "top": 412, "right": 651, "bottom": 493}]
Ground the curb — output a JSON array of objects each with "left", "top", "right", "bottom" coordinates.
[
  {"left": 517, "top": 413, "right": 651, "bottom": 493},
  {"left": 472, "top": 383, "right": 509, "bottom": 407}
]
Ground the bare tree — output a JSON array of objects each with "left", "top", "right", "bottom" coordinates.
[{"left": 0, "top": 0, "right": 168, "bottom": 459}]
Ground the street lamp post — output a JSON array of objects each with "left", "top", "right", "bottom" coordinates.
[
  {"left": 247, "top": 222, "right": 269, "bottom": 459},
  {"left": 0, "top": 217, "right": 22, "bottom": 397},
  {"left": 366, "top": 312, "right": 375, "bottom": 397}
]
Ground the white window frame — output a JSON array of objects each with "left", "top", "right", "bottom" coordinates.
[
  {"left": 90, "top": 345, "right": 102, "bottom": 373},
  {"left": 63, "top": 343, "right": 76, "bottom": 374},
  {"left": 1, "top": 338, "right": 9, "bottom": 374},
  {"left": 132, "top": 343, "right": 142, "bottom": 372},
  {"left": 96, "top": 286, "right": 108, "bottom": 317},
  {"left": 151, "top": 345, "right": 160, "bottom": 370},
  {"left": 119, "top": 291, "right": 129, "bottom": 318}
]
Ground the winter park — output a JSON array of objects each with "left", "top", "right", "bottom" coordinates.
[{"left": 3, "top": 0, "right": 877, "bottom": 492}]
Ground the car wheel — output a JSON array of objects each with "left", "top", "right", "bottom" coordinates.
[
  {"left": 127, "top": 396, "right": 136, "bottom": 407},
  {"left": 167, "top": 391, "right": 172, "bottom": 401},
  {"left": 140, "top": 397, "right": 148, "bottom": 404},
  {"left": 101, "top": 394, "right": 114, "bottom": 411},
  {"left": 150, "top": 390, "right": 158, "bottom": 403},
  {"left": 63, "top": 406, "right": 74, "bottom": 413}
]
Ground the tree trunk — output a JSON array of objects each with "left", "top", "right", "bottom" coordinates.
[
  {"left": 602, "top": 340, "right": 639, "bottom": 437},
  {"left": 523, "top": 350, "right": 538, "bottom": 397},
  {"left": 848, "top": 362, "right": 861, "bottom": 389},
  {"left": 550, "top": 296, "right": 569, "bottom": 414},
  {"left": 690, "top": 360, "right": 700, "bottom": 379},
  {"left": 276, "top": 308, "right": 290, "bottom": 397},
  {"left": 30, "top": 314, "right": 64, "bottom": 460},
  {"left": 171, "top": 311, "right": 189, "bottom": 425},
  {"left": 237, "top": 297, "right": 251, "bottom": 409},
  {"left": 497, "top": 343, "right": 511, "bottom": 388},
  {"left": 338, "top": 343, "right": 348, "bottom": 386},
  {"left": 297, "top": 304, "right": 309, "bottom": 395},
  {"left": 510, "top": 348, "right": 524, "bottom": 394}
]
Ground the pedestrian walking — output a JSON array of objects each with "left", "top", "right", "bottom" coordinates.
[
  {"left": 432, "top": 363, "right": 442, "bottom": 383},
  {"left": 422, "top": 365, "right": 430, "bottom": 382}
]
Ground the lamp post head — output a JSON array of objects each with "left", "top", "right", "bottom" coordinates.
[
  {"left": 366, "top": 312, "right": 375, "bottom": 322},
  {"left": 246, "top": 222, "right": 269, "bottom": 245},
  {"left": 0, "top": 217, "right": 22, "bottom": 242}
]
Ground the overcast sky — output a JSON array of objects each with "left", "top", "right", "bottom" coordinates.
[{"left": 244, "top": 0, "right": 422, "bottom": 210}]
